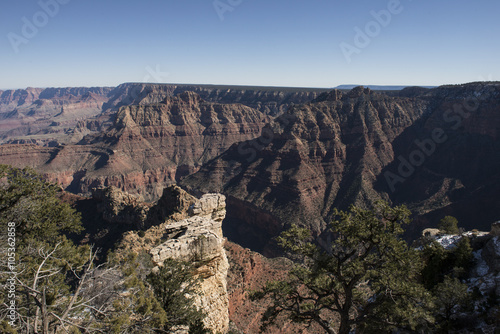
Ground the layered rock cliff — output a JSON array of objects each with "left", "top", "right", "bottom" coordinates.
[
  {"left": 0, "top": 92, "right": 271, "bottom": 200},
  {"left": 104, "top": 83, "right": 329, "bottom": 116},
  {"left": 181, "top": 86, "right": 429, "bottom": 246},
  {"left": 0, "top": 83, "right": 326, "bottom": 146},
  {"left": 2, "top": 82, "right": 499, "bottom": 246},
  {"left": 0, "top": 87, "right": 113, "bottom": 144},
  {"left": 182, "top": 83, "right": 500, "bottom": 246}
]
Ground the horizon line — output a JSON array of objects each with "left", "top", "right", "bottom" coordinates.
[{"left": 1, "top": 81, "right": 498, "bottom": 91}]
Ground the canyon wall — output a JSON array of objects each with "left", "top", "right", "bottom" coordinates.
[
  {"left": 182, "top": 83, "right": 500, "bottom": 242},
  {"left": 2, "top": 82, "right": 499, "bottom": 244},
  {"left": 0, "top": 83, "right": 327, "bottom": 146},
  {"left": 0, "top": 87, "right": 114, "bottom": 144},
  {"left": 0, "top": 91, "right": 271, "bottom": 200}
]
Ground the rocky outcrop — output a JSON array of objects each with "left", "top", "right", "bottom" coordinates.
[
  {"left": 490, "top": 222, "right": 500, "bottom": 237},
  {"left": 105, "top": 187, "right": 229, "bottom": 334},
  {"left": 149, "top": 192, "right": 229, "bottom": 334},
  {"left": 92, "top": 186, "right": 150, "bottom": 228}
]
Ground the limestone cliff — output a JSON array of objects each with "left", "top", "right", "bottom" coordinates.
[
  {"left": 108, "top": 186, "right": 229, "bottom": 334},
  {"left": 150, "top": 193, "right": 229, "bottom": 334}
]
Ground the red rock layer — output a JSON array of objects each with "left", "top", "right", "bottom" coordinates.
[{"left": 0, "top": 92, "right": 271, "bottom": 200}]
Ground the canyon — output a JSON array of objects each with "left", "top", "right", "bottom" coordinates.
[
  {"left": 1, "top": 81, "right": 500, "bottom": 333},
  {"left": 0, "top": 84, "right": 327, "bottom": 200},
  {"left": 0, "top": 83, "right": 327, "bottom": 145},
  {"left": 182, "top": 83, "right": 500, "bottom": 248},
  {"left": 1, "top": 82, "right": 499, "bottom": 245}
]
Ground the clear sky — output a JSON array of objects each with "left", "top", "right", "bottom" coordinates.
[{"left": 1, "top": 0, "right": 499, "bottom": 89}]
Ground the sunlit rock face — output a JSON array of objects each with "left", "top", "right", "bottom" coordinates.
[{"left": 149, "top": 192, "right": 229, "bottom": 334}]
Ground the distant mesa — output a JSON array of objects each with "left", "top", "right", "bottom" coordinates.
[{"left": 335, "top": 84, "right": 437, "bottom": 90}]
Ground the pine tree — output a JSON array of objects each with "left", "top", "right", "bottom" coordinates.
[
  {"left": 147, "top": 258, "right": 209, "bottom": 334},
  {"left": 438, "top": 216, "right": 460, "bottom": 235},
  {"left": 252, "top": 202, "right": 433, "bottom": 334}
]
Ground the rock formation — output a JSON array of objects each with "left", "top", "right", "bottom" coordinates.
[
  {"left": 101, "top": 186, "right": 229, "bottom": 334},
  {"left": 145, "top": 192, "right": 229, "bottom": 334},
  {"left": 182, "top": 82, "right": 500, "bottom": 246},
  {"left": 0, "top": 82, "right": 326, "bottom": 147},
  {"left": 181, "top": 86, "right": 427, "bottom": 246},
  {"left": 149, "top": 193, "right": 229, "bottom": 334},
  {"left": 104, "top": 83, "right": 329, "bottom": 116},
  {"left": 0, "top": 87, "right": 114, "bottom": 145},
  {"left": 92, "top": 186, "right": 150, "bottom": 227},
  {"left": 0, "top": 91, "right": 272, "bottom": 200}
]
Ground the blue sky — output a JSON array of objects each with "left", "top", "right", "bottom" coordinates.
[{"left": 0, "top": 0, "right": 499, "bottom": 89}]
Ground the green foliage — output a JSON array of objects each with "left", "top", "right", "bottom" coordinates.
[
  {"left": 0, "top": 165, "right": 210, "bottom": 333},
  {"left": 452, "top": 236, "right": 473, "bottom": 269},
  {"left": 147, "top": 258, "right": 209, "bottom": 334},
  {"left": 0, "top": 164, "right": 83, "bottom": 246},
  {"left": 433, "top": 276, "right": 474, "bottom": 332},
  {"left": 421, "top": 237, "right": 473, "bottom": 289},
  {"left": 0, "top": 320, "right": 17, "bottom": 334},
  {"left": 420, "top": 235, "right": 478, "bottom": 331},
  {"left": 252, "top": 201, "right": 433, "bottom": 334},
  {"left": 0, "top": 165, "right": 94, "bottom": 333},
  {"left": 104, "top": 251, "right": 168, "bottom": 333},
  {"left": 438, "top": 216, "right": 459, "bottom": 235}
]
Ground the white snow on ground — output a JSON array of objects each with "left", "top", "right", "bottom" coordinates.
[{"left": 434, "top": 234, "right": 462, "bottom": 249}]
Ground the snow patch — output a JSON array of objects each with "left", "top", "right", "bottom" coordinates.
[{"left": 435, "top": 234, "right": 461, "bottom": 249}]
